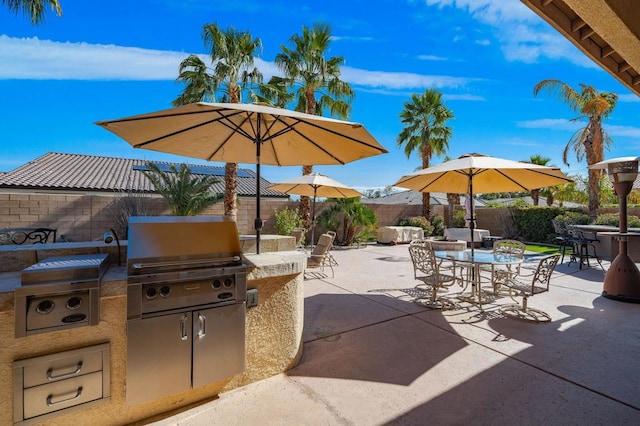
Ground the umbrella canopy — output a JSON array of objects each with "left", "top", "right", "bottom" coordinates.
[
  {"left": 268, "top": 172, "right": 362, "bottom": 245},
  {"left": 393, "top": 153, "right": 573, "bottom": 253},
  {"left": 96, "top": 102, "right": 387, "bottom": 253}
]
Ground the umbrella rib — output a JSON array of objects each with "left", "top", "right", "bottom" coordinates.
[{"left": 130, "top": 110, "right": 255, "bottom": 149}]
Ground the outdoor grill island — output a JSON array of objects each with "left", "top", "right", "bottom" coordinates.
[{"left": 0, "top": 216, "right": 306, "bottom": 426}]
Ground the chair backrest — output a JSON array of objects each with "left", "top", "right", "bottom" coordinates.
[
  {"left": 291, "top": 229, "right": 305, "bottom": 248},
  {"left": 408, "top": 242, "right": 438, "bottom": 277},
  {"left": 409, "top": 239, "right": 429, "bottom": 247},
  {"left": 531, "top": 254, "right": 561, "bottom": 292},
  {"left": 493, "top": 239, "right": 526, "bottom": 258},
  {"left": 311, "top": 234, "right": 333, "bottom": 257}
]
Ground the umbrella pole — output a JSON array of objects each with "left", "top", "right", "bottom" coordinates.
[
  {"left": 469, "top": 177, "right": 475, "bottom": 257},
  {"left": 255, "top": 120, "right": 263, "bottom": 254},
  {"left": 310, "top": 188, "right": 317, "bottom": 248}
]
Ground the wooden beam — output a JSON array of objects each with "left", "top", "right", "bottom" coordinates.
[
  {"left": 580, "top": 27, "right": 594, "bottom": 40},
  {"left": 601, "top": 45, "right": 615, "bottom": 59},
  {"left": 571, "top": 18, "right": 586, "bottom": 33},
  {"left": 632, "top": 76, "right": 640, "bottom": 86},
  {"left": 619, "top": 62, "right": 631, "bottom": 73},
  {"left": 541, "top": 0, "right": 553, "bottom": 5}
]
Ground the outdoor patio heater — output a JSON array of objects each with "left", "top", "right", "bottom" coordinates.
[{"left": 590, "top": 157, "right": 640, "bottom": 303}]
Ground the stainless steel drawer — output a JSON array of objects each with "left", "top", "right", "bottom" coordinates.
[
  {"left": 22, "top": 371, "right": 103, "bottom": 419},
  {"left": 22, "top": 349, "right": 104, "bottom": 388}
]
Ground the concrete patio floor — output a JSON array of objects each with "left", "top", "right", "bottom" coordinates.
[{"left": 149, "top": 244, "right": 640, "bottom": 425}]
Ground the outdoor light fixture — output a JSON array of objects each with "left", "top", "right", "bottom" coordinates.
[
  {"left": 103, "top": 228, "right": 122, "bottom": 266},
  {"left": 590, "top": 157, "right": 640, "bottom": 303}
]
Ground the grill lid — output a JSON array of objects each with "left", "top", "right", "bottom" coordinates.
[
  {"left": 21, "top": 253, "right": 109, "bottom": 285},
  {"left": 127, "top": 216, "right": 243, "bottom": 274}
]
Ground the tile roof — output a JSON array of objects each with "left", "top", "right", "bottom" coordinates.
[
  {"left": 0, "top": 152, "right": 288, "bottom": 198},
  {"left": 363, "top": 190, "right": 484, "bottom": 207}
]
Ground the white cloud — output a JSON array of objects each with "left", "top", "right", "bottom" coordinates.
[
  {"left": 417, "top": 54, "right": 448, "bottom": 61},
  {"left": 607, "top": 124, "right": 640, "bottom": 138},
  {"left": 516, "top": 118, "right": 581, "bottom": 131},
  {"left": 0, "top": 35, "right": 473, "bottom": 91},
  {"left": 423, "top": 0, "right": 599, "bottom": 69},
  {"left": 617, "top": 93, "right": 640, "bottom": 102},
  {"left": 517, "top": 118, "right": 640, "bottom": 138}
]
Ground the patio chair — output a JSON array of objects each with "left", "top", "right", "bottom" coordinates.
[
  {"left": 408, "top": 242, "right": 457, "bottom": 308},
  {"left": 499, "top": 254, "right": 560, "bottom": 323},
  {"left": 291, "top": 228, "right": 306, "bottom": 251},
  {"left": 305, "top": 233, "right": 335, "bottom": 278},
  {"left": 566, "top": 224, "right": 604, "bottom": 271},
  {"left": 482, "top": 239, "right": 526, "bottom": 293},
  {"left": 551, "top": 219, "right": 575, "bottom": 263}
]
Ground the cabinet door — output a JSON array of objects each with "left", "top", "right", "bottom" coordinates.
[
  {"left": 192, "top": 303, "right": 245, "bottom": 388},
  {"left": 126, "top": 312, "right": 192, "bottom": 405}
]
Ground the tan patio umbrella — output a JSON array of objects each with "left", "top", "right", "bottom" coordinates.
[
  {"left": 393, "top": 153, "right": 573, "bottom": 254},
  {"left": 268, "top": 172, "right": 362, "bottom": 246},
  {"left": 96, "top": 102, "right": 387, "bottom": 253}
]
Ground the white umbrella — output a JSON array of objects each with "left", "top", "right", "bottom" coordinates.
[
  {"left": 96, "top": 102, "right": 387, "bottom": 253},
  {"left": 267, "top": 172, "right": 362, "bottom": 246},
  {"left": 394, "top": 153, "right": 573, "bottom": 253}
]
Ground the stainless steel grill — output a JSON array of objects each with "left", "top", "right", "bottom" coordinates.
[{"left": 125, "top": 216, "right": 247, "bottom": 405}]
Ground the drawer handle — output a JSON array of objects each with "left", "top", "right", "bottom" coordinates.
[
  {"left": 46, "top": 386, "right": 83, "bottom": 406},
  {"left": 46, "top": 361, "right": 83, "bottom": 380}
]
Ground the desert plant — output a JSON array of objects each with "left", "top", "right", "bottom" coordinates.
[
  {"left": 108, "top": 191, "right": 156, "bottom": 238},
  {"left": 317, "top": 198, "right": 377, "bottom": 246},
  {"left": 141, "top": 162, "right": 223, "bottom": 216},
  {"left": 274, "top": 207, "right": 303, "bottom": 236}
]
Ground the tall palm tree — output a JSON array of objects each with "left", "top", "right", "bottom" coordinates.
[
  {"left": 272, "top": 23, "right": 355, "bottom": 230},
  {"left": 3, "top": 0, "right": 61, "bottom": 24},
  {"left": 525, "top": 154, "right": 551, "bottom": 206},
  {"left": 173, "top": 23, "right": 263, "bottom": 222},
  {"left": 533, "top": 79, "right": 618, "bottom": 220},
  {"left": 398, "top": 89, "right": 454, "bottom": 218},
  {"left": 141, "top": 163, "right": 223, "bottom": 216}
]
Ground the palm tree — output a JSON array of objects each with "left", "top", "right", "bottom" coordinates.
[
  {"left": 397, "top": 89, "right": 454, "bottom": 218},
  {"left": 173, "top": 23, "right": 263, "bottom": 222},
  {"left": 525, "top": 154, "right": 551, "bottom": 206},
  {"left": 317, "top": 198, "right": 376, "bottom": 246},
  {"left": 3, "top": 0, "right": 62, "bottom": 24},
  {"left": 533, "top": 79, "right": 618, "bottom": 220},
  {"left": 141, "top": 163, "right": 223, "bottom": 216},
  {"left": 272, "top": 23, "right": 355, "bottom": 231}
]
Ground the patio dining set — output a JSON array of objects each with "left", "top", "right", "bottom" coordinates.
[{"left": 407, "top": 239, "right": 561, "bottom": 323}]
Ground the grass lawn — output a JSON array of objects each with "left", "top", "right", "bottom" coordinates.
[{"left": 525, "top": 243, "right": 564, "bottom": 255}]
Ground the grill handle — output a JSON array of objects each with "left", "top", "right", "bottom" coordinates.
[
  {"left": 198, "top": 313, "right": 206, "bottom": 339},
  {"left": 131, "top": 256, "right": 241, "bottom": 270},
  {"left": 180, "top": 314, "right": 188, "bottom": 341}
]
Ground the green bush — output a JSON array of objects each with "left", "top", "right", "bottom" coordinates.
[
  {"left": 429, "top": 215, "right": 445, "bottom": 236},
  {"left": 594, "top": 213, "right": 640, "bottom": 228},
  {"left": 274, "top": 207, "right": 303, "bottom": 236},
  {"left": 453, "top": 210, "right": 466, "bottom": 228},
  {"left": 511, "top": 206, "right": 566, "bottom": 244},
  {"left": 397, "top": 216, "right": 434, "bottom": 237},
  {"left": 554, "top": 210, "right": 589, "bottom": 225}
]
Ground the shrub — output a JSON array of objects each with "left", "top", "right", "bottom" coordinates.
[
  {"left": 429, "top": 215, "right": 445, "bottom": 236},
  {"left": 453, "top": 209, "right": 466, "bottom": 228},
  {"left": 397, "top": 216, "right": 434, "bottom": 237},
  {"left": 511, "top": 206, "right": 565, "bottom": 244},
  {"left": 274, "top": 207, "right": 303, "bottom": 236},
  {"left": 594, "top": 213, "right": 640, "bottom": 228}
]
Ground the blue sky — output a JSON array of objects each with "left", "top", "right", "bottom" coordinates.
[{"left": 1, "top": 0, "right": 639, "bottom": 192}]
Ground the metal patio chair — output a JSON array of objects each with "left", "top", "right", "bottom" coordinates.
[
  {"left": 499, "top": 254, "right": 560, "bottom": 323},
  {"left": 408, "top": 242, "right": 457, "bottom": 308},
  {"left": 305, "top": 233, "right": 335, "bottom": 278}
]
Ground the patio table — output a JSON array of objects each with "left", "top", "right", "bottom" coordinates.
[{"left": 434, "top": 250, "right": 523, "bottom": 309}]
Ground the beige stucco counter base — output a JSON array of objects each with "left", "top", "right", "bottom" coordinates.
[{"left": 0, "top": 250, "right": 306, "bottom": 426}]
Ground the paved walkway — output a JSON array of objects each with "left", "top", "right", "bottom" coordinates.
[{"left": 150, "top": 244, "right": 640, "bottom": 425}]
